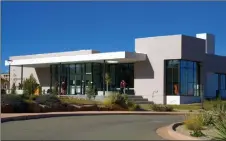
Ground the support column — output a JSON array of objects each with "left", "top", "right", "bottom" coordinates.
[
  {"left": 59, "top": 63, "right": 62, "bottom": 95},
  {"left": 50, "top": 65, "right": 52, "bottom": 92},
  {"left": 21, "top": 65, "right": 23, "bottom": 85},
  {"left": 9, "top": 65, "right": 11, "bottom": 89},
  {"left": 103, "top": 60, "right": 106, "bottom": 96}
]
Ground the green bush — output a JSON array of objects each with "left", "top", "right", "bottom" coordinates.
[
  {"left": 23, "top": 74, "right": 38, "bottom": 95},
  {"left": 150, "top": 104, "right": 174, "bottom": 112}
]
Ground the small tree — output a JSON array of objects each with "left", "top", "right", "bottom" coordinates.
[
  {"left": 105, "top": 72, "right": 111, "bottom": 92},
  {"left": 86, "top": 82, "right": 96, "bottom": 100},
  {"left": 11, "top": 83, "right": 17, "bottom": 94},
  {"left": 23, "top": 74, "right": 38, "bottom": 96},
  {"left": 18, "top": 83, "right": 23, "bottom": 90}
]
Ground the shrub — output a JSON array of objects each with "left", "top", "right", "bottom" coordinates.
[
  {"left": 213, "top": 118, "right": 226, "bottom": 141},
  {"left": 103, "top": 93, "right": 140, "bottom": 111},
  {"left": 102, "top": 97, "right": 113, "bottom": 108},
  {"left": 1, "top": 94, "right": 27, "bottom": 113},
  {"left": 107, "top": 93, "right": 129, "bottom": 108},
  {"left": 86, "top": 82, "right": 96, "bottom": 100},
  {"left": 150, "top": 104, "right": 174, "bottom": 112},
  {"left": 23, "top": 74, "right": 38, "bottom": 95},
  {"left": 190, "top": 130, "right": 205, "bottom": 137},
  {"left": 59, "top": 96, "right": 97, "bottom": 105},
  {"left": 11, "top": 83, "right": 16, "bottom": 94},
  {"left": 35, "top": 95, "right": 61, "bottom": 107},
  {"left": 184, "top": 114, "right": 204, "bottom": 130},
  {"left": 128, "top": 102, "right": 141, "bottom": 111},
  {"left": 199, "top": 111, "right": 215, "bottom": 126}
]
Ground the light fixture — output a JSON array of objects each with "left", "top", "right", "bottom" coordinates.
[{"left": 106, "top": 60, "right": 118, "bottom": 64}]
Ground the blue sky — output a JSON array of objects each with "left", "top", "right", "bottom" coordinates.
[{"left": 1, "top": 1, "right": 226, "bottom": 72}]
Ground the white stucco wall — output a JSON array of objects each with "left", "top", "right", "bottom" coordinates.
[
  {"left": 10, "top": 66, "right": 50, "bottom": 92},
  {"left": 134, "top": 35, "right": 182, "bottom": 104}
]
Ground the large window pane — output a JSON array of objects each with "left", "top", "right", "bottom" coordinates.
[
  {"left": 86, "top": 63, "right": 92, "bottom": 73},
  {"left": 75, "top": 64, "right": 81, "bottom": 74},
  {"left": 165, "top": 60, "right": 200, "bottom": 96}
]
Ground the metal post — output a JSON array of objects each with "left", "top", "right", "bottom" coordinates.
[
  {"left": 8, "top": 60, "right": 12, "bottom": 90},
  {"left": 59, "top": 63, "right": 62, "bottom": 95},
  {"left": 199, "top": 63, "right": 204, "bottom": 109},
  {"left": 103, "top": 60, "right": 106, "bottom": 96},
  {"left": 9, "top": 65, "right": 11, "bottom": 90},
  {"left": 21, "top": 65, "right": 23, "bottom": 85},
  {"left": 50, "top": 65, "right": 52, "bottom": 93}
]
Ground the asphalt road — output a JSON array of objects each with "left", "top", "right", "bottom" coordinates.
[{"left": 1, "top": 115, "right": 183, "bottom": 140}]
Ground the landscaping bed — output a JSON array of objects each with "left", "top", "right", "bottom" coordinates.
[
  {"left": 176, "top": 124, "right": 217, "bottom": 140},
  {"left": 173, "top": 104, "right": 226, "bottom": 141},
  {"left": 1, "top": 93, "right": 141, "bottom": 113}
]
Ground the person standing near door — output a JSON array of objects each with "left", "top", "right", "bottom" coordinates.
[
  {"left": 61, "top": 80, "right": 67, "bottom": 95},
  {"left": 120, "top": 80, "right": 126, "bottom": 94}
]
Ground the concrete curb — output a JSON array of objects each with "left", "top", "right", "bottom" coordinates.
[
  {"left": 1, "top": 111, "right": 188, "bottom": 123},
  {"left": 166, "top": 122, "right": 202, "bottom": 140}
]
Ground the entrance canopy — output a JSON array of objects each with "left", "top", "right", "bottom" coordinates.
[{"left": 5, "top": 51, "right": 146, "bottom": 67}]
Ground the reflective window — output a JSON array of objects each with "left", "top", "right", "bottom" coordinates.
[
  {"left": 50, "top": 62, "right": 134, "bottom": 95},
  {"left": 165, "top": 60, "right": 200, "bottom": 96}
]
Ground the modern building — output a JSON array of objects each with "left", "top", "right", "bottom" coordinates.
[{"left": 5, "top": 33, "right": 226, "bottom": 105}]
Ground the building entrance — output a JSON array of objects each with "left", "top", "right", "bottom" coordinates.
[{"left": 50, "top": 63, "right": 134, "bottom": 95}]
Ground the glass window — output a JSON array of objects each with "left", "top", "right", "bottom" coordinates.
[
  {"left": 165, "top": 60, "right": 200, "bottom": 96},
  {"left": 75, "top": 64, "right": 81, "bottom": 74},
  {"left": 86, "top": 63, "right": 92, "bottom": 74}
]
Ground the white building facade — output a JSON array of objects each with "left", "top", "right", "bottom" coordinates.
[{"left": 5, "top": 33, "right": 226, "bottom": 105}]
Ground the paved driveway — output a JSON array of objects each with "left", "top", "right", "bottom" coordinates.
[{"left": 2, "top": 115, "right": 183, "bottom": 140}]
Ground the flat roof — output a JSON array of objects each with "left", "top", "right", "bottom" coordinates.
[{"left": 5, "top": 51, "right": 146, "bottom": 67}]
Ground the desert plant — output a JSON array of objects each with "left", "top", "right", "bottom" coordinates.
[
  {"left": 150, "top": 104, "right": 174, "bottom": 112},
  {"left": 108, "top": 93, "right": 128, "bottom": 107},
  {"left": 86, "top": 82, "right": 96, "bottom": 100},
  {"left": 11, "top": 83, "right": 16, "bottom": 94},
  {"left": 184, "top": 114, "right": 204, "bottom": 130},
  {"left": 199, "top": 111, "right": 215, "bottom": 126},
  {"left": 102, "top": 97, "right": 114, "bottom": 109},
  {"left": 105, "top": 93, "right": 139, "bottom": 110},
  {"left": 105, "top": 72, "right": 111, "bottom": 92},
  {"left": 59, "top": 96, "right": 97, "bottom": 105},
  {"left": 128, "top": 102, "right": 140, "bottom": 111},
  {"left": 213, "top": 118, "right": 226, "bottom": 141},
  {"left": 190, "top": 130, "right": 205, "bottom": 137},
  {"left": 23, "top": 74, "right": 38, "bottom": 95}
]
